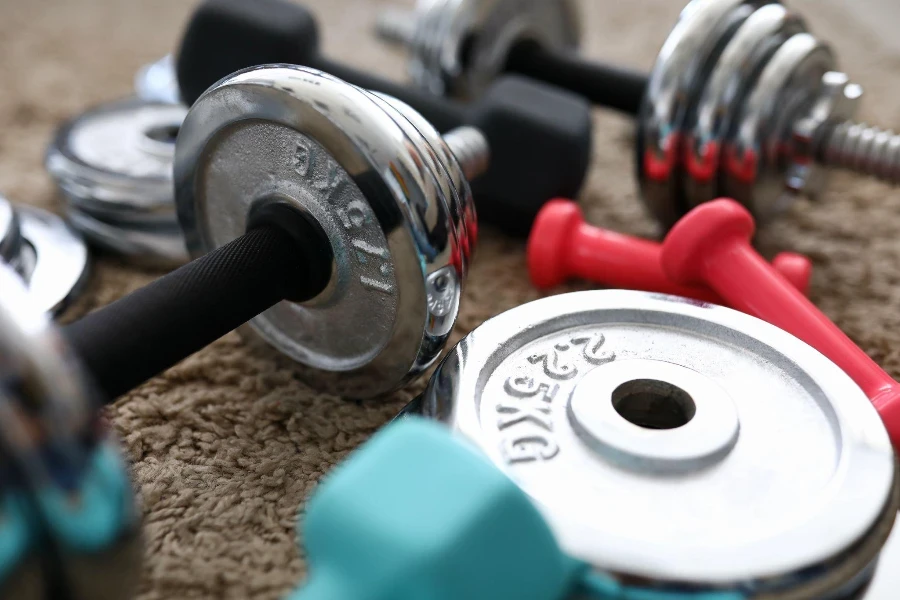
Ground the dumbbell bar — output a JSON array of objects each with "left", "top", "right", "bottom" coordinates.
[{"left": 174, "top": 0, "right": 593, "bottom": 236}]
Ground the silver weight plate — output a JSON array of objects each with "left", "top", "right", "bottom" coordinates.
[
  {"left": 636, "top": 0, "right": 772, "bottom": 227},
  {"left": 65, "top": 205, "right": 188, "bottom": 269},
  {"left": 406, "top": 0, "right": 580, "bottom": 98},
  {"left": 722, "top": 32, "right": 835, "bottom": 220},
  {"left": 175, "top": 65, "right": 474, "bottom": 398},
  {"left": 14, "top": 205, "right": 89, "bottom": 317},
  {"left": 135, "top": 55, "right": 181, "bottom": 105},
  {"left": 415, "top": 290, "right": 896, "bottom": 595},
  {"left": 46, "top": 98, "right": 186, "bottom": 227}
]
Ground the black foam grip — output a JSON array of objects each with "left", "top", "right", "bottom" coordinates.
[
  {"left": 506, "top": 41, "right": 648, "bottom": 116},
  {"left": 63, "top": 226, "right": 312, "bottom": 402},
  {"left": 175, "top": 0, "right": 466, "bottom": 131}
]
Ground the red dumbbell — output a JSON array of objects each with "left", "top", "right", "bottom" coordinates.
[
  {"left": 528, "top": 199, "right": 812, "bottom": 302},
  {"left": 660, "top": 198, "right": 900, "bottom": 447}
]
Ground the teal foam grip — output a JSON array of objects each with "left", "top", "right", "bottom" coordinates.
[
  {"left": 0, "top": 493, "right": 35, "bottom": 583},
  {"left": 288, "top": 418, "right": 586, "bottom": 600},
  {"left": 35, "top": 443, "right": 134, "bottom": 552}
]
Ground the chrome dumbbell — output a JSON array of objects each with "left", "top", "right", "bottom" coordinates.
[
  {"left": 0, "top": 194, "right": 89, "bottom": 316},
  {"left": 60, "top": 65, "right": 481, "bottom": 403},
  {"left": 635, "top": 0, "right": 900, "bottom": 226},
  {"left": 407, "top": 290, "right": 897, "bottom": 598},
  {"left": 378, "top": 0, "right": 900, "bottom": 228},
  {"left": 375, "top": 0, "right": 646, "bottom": 112},
  {"left": 0, "top": 264, "right": 141, "bottom": 599}
]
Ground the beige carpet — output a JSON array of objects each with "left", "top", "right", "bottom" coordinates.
[{"left": 3, "top": 0, "right": 900, "bottom": 597}]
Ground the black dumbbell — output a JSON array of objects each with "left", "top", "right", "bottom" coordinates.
[
  {"left": 174, "top": 0, "right": 592, "bottom": 236},
  {"left": 62, "top": 66, "right": 483, "bottom": 402},
  {"left": 375, "top": 0, "right": 648, "bottom": 113}
]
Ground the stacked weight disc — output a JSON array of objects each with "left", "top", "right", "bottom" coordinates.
[{"left": 45, "top": 59, "right": 189, "bottom": 268}]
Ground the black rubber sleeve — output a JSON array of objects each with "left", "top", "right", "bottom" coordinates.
[
  {"left": 505, "top": 40, "right": 648, "bottom": 116},
  {"left": 63, "top": 225, "right": 319, "bottom": 402}
]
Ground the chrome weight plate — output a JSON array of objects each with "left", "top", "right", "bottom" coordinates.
[
  {"left": 65, "top": 206, "right": 188, "bottom": 268},
  {"left": 17, "top": 206, "right": 90, "bottom": 316},
  {"left": 46, "top": 98, "right": 186, "bottom": 226},
  {"left": 175, "top": 65, "right": 475, "bottom": 398},
  {"left": 0, "top": 195, "right": 89, "bottom": 316},
  {"left": 414, "top": 290, "right": 896, "bottom": 596},
  {"left": 134, "top": 55, "right": 181, "bottom": 105},
  {"left": 722, "top": 32, "right": 835, "bottom": 220},
  {"left": 405, "top": 0, "right": 580, "bottom": 98},
  {"left": 683, "top": 3, "right": 805, "bottom": 208},
  {"left": 0, "top": 264, "right": 141, "bottom": 600}
]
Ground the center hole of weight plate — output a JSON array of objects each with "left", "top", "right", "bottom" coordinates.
[
  {"left": 144, "top": 124, "right": 180, "bottom": 144},
  {"left": 612, "top": 379, "right": 697, "bottom": 430}
]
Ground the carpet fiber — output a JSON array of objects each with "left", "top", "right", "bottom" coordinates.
[{"left": 3, "top": 0, "right": 900, "bottom": 597}]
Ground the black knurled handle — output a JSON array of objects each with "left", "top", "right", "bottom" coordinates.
[{"left": 64, "top": 216, "right": 331, "bottom": 402}]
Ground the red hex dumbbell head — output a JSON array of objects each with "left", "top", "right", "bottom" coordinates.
[
  {"left": 661, "top": 199, "right": 900, "bottom": 447},
  {"left": 528, "top": 199, "right": 812, "bottom": 302}
]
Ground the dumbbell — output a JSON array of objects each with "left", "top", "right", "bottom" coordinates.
[
  {"left": 527, "top": 198, "right": 812, "bottom": 301},
  {"left": 0, "top": 194, "right": 89, "bottom": 316},
  {"left": 380, "top": 0, "right": 900, "bottom": 228},
  {"left": 375, "top": 0, "right": 647, "bottom": 111},
  {"left": 287, "top": 418, "right": 584, "bottom": 600},
  {"left": 0, "top": 264, "right": 141, "bottom": 599},
  {"left": 173, "top": 0, "right": 592, "bottom": 236},
  {"left": 410, "top": 289, "right": 897, "bottom": 598},
  {"left": 60, "top": 65, "right": 481, "bottom": 402},
  {"left": 661, "top": 199, "right": 900, "bottom": 447}
]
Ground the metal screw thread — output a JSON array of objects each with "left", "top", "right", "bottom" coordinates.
[
  {"left": 375, "top": 8, "right": 416, "bottom": 46},
  {"left": 821, "top": 120, "right": 900, "bottom": 184},
  {"left": 443, "top": 126, "right": 490, "bottom": 181}
]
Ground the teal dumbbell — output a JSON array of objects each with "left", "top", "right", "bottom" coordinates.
[{"left": 287, "top": 418, "right": 584, "bottom": 600}]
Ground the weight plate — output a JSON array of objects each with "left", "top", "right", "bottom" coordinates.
[
  {"left": 722, "top": 32, "right": 835, "bottom": 220},
  {"left": 636, "top": 0, "right": 772, "bottom": 228},
  {"left": 134, "top": 55, "right": 181, "bottom": 105},
  {"left": 406, "top": 0, "right": 580, "bottom": 98},
  {"left": 16, "top": 206, "right": 90, "bottom": 317},
  {"left": 175, "top": 65, "right": 474, "bottom": 398},
  {"left": 684, "top": 3, "right": 805, "bottom": 209},
  {"left": 414, "top": 290, "right": 896, "bottom": 595},
  {"left": 46, "top": 98, "right": 185, "bottom": 226},
  {"left": 65, "top": 206, "right": 188, "bottom": 268}
]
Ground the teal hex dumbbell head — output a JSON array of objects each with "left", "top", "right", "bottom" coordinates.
[{"left": 288, "top": 418, "right": 585, "bottom": 600}]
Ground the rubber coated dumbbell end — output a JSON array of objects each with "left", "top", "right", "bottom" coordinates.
[
  {"left": 290, "top": 418, "right": 584, "bottom": 600},
  {"left": 660, "top": 199, "right": 756, "bottom": 286}
]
